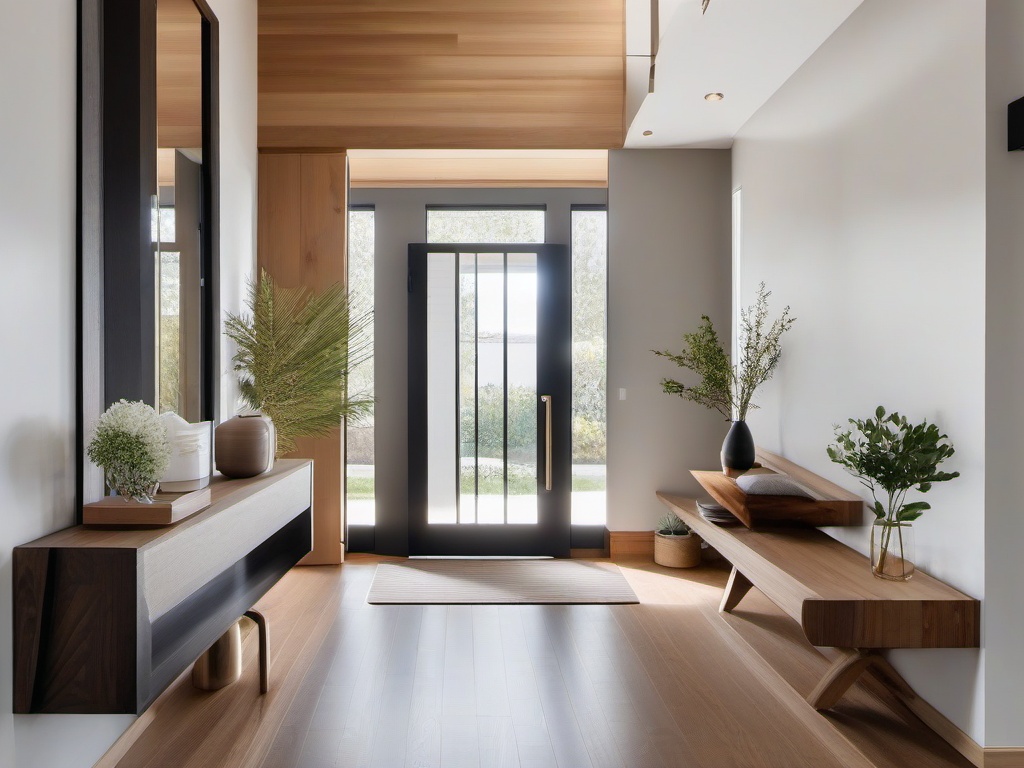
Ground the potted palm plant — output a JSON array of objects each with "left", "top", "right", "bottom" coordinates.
[
  {"left": 654, "top": 512, "right": 701, "bottom": 568},
  {"left": 224, "top": 270, "right": 373, "bottom": 457},
  {"left": 653, "top": 283, "right": 795, "bottom": 474},
  {"left": 827, "top": 406, "right": 960, "bottom": 581}
]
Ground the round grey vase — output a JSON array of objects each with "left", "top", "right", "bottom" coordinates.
[
  {"left": 721, "top": 420, "right": 755, "bottom": 475},
  {"left": 215, "top": 413, "right": 276, "bottom": 478}
]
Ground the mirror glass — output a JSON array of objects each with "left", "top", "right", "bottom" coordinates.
[{"left": 156, "top": 0, "right": 203, "bottom": 420}]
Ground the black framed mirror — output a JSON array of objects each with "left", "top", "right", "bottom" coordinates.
[{"left": 78, "top": 0, "right": 219, "bottom": 506}]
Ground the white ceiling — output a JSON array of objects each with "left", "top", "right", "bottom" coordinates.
[{"left": 625, "top": 0, "right": 864, "bottom": 148}]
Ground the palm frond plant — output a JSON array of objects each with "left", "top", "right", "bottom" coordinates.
[
  {"left": 224, "top": 270, "right": 374, "bottom": 456},
  {"left": 827, "top": 406, "right": 960, "bottom": 580}
]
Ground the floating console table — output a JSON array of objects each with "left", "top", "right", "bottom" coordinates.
[
  {"left": 14, "top": 459, "right": 313, "bottom": 714},
  {"left": 658, "top": 479, "right": 979, "bottom": 710}
]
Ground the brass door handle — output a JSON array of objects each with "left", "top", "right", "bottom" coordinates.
[{"left": 541, "top": 395, "right": 552, "bottom": 491}]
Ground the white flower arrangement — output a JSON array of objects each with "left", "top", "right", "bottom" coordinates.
[{"left": 87, "top": 399, "right": 171, "bottom": 503}]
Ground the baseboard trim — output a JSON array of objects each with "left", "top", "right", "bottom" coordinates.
[
  {"left": 878, "top": 674, "right": 983, "bottom": 766},
  {"left": 570, "top": 548, "right": 608, "bottom": 559},
  {"left": 867, "top": 666, "right": 1022, "bottom": 768},
  {"left": 984, "top": 748, "right": 1024, "bottom": 768},
  {"left": 608, "top": 530, "right": 654, "bottom": 558}
]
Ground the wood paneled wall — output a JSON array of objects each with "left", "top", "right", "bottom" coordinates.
[
  {"left": 258, "top": 0, "right": 625, "bottom": 149},
  {"left": 257, "top": 152, "right": 348, "bottom": 565}
]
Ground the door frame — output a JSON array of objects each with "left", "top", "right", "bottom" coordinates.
[{"left": 407, "top": 243, "right": 572, "bottom": 557}]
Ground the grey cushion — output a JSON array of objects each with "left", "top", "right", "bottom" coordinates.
[{"left": 736, "top": 473, "right": 812, "bottom": 498}]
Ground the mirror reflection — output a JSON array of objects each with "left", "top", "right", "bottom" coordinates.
[{"left": 156, "top": 0, "right": 203, "bottom": 420}]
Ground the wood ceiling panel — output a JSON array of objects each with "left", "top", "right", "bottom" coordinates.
[
  {"left": 157, "top": 0, "right": 202, "bottom": 150},
  {"left": 260, "top": 125, "right": 626, "bottom": 150},
  {"left": 260, "top": 55, "right": 623, "bottom": 80},
  {"left": 348, "top": 151, "right": 608, "bottom": 188},
  {"left": 258, "top": 0, "right": 625, "bottom": 150}
]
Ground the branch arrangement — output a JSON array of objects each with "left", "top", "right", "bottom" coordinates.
[{"left": 653, "top": 283, "right": 795, "bottom": 421}]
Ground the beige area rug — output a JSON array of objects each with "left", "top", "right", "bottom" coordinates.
[{"left": 366, "top": 559, "right": 640, "bottom": 605}]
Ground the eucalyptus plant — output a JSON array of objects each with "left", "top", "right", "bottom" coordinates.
[
  {"left": 827, "top": 406, "right": 959, "bottom": 524},
  {"left": 225, "top": 270, "right": 373, "bottom": 456},
  {"left": 653, "top": 283, "right": 795, "bottom": 420}
]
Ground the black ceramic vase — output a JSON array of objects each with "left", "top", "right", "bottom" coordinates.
[{"left": 721, "top": 420, "right": 755, "bottom": 475}]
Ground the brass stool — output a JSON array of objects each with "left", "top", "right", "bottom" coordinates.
[{"left": 192, "top": 609, "right": 269, "bottom": 693}]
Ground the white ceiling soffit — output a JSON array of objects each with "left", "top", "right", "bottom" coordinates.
[{"left": 625, "top": 0, "right": 864, "bottom": 148}]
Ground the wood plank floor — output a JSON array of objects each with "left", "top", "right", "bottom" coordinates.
[{"left": 105, "top": 555, "right": 974, "bottom": 768}]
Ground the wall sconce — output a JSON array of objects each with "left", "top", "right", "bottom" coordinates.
[{"left": 1009, "top": 95, "right": 1024, "bottom": 151}]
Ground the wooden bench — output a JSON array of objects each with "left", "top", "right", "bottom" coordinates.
[{"left": 656, "top": 489, "right": 980, "bottom": 710}]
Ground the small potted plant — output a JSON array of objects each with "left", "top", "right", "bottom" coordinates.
[
  {"left": 827, "top": 406, "right": 960, "bottom": 581},
  {"left": 87, "top": 399, "right": 171, "bottom": 503},
  {"left": 653, "top": 283, "right": 795, "bottom": 475},
  {"left": 654, "top": 512, "right": 701, "bottom": 568}
]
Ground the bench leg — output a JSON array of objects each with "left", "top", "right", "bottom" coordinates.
[
  {"left": 808, "top": 649, "right": 875, "bottom": 710},
  {"left": 720, "top": 567, "right": 754, "bottom": 613},
  {"left": 244, "top": 609, "right": 270, "bottom": 694},
  {"left": 868, "top": 654, "right": 916, "bottom": 700}
]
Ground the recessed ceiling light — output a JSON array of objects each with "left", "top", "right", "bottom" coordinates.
[
  {"left": 642, "top": 130, "right": 653, "bottom": 136},
  {"left": 704, "top": 92, "right": 725, "bottom": 101}
]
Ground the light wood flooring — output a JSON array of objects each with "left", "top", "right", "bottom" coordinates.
[{"left": 103, "top": 555, "right": 975, "bottom": 768}]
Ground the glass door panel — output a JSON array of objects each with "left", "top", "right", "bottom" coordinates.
[
  {"left": 505, "top": 253, "right": 539, "bottom": 525},
  {"left": 458, "top": 254, "right": 478, "bottom": 524},
  {"left": 474, "top": 253, "right": 506, "bottom": 524},
  {"left": 426, "top": 253, "right": 458, "bottom": 524},
  {"left": 409, "top": 244, "right": 570, "bottom": 556}
]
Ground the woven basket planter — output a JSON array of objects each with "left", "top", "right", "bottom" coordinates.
[{"left": 654, "top": 531, "right": 702, "bottom": 568}]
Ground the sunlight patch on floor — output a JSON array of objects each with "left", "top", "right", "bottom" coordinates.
[{"left": 613, "top": 559, "right": 729, "bottom": 606}]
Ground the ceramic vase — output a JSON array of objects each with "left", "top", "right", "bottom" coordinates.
[
  {"left": 721, "top": 419, "right": 755, "bottom": 476},
  {"left": 215, "top": 413, "right": 276, "bottom": 478}
]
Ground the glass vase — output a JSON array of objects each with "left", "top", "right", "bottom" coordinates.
[
  {"left": 105, "top": 468, "right": 158, "bottom": 504},
  {"left": 871, "top": 520, "right": 915, "bottom": 581}
]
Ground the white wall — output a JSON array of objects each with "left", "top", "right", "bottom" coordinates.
[
  {"left": 985, "top": 0, "right": 1024, "bottom": 749},
  {"left": 0, "top": 3, "right": 94, "bottom": 763},
  {"left": 215, "top": 0, "right": 259, "bottom": 420},
  {"left": 0, "top": 0, "right": 257, "bottom": 764},
  {"left": 732, "top": 0, "right": 987, "bottom": 743},
  {"left": 607, "top": 149, "right": 732, "bottom": 532}
]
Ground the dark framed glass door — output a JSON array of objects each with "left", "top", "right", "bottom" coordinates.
[{"left": 408, "top": 244, "right": 571, "bottom": 556}]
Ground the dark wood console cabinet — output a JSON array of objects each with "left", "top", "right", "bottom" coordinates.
[{"left": 13, "top": 459, "right": 313, "bottom": 714}]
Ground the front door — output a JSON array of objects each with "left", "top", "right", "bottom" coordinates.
[{"left": 408, "top": 244, "right": 571, "bottom": 556}]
